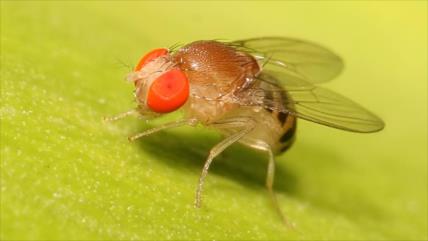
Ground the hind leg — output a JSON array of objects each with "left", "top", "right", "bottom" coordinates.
[{"left": 266, "top": 148, "right": 294, "bottom": 228}]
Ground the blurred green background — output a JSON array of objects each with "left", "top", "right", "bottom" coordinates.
[{"left": 1, "top": 1, "right": 426, "bottom": 240}]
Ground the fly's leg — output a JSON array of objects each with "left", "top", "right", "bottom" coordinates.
[
  {"left": 103, "top": 109, "right": 138, "bottom": 122},
  {"left": 128, "top": 119, "right": 197, "bottom": 142},
  {"left": 194, "top": 117, "right": 255, "bottom": 208},
  {"left": 266, "top": 148, "right": 294, "bottom": 228}
]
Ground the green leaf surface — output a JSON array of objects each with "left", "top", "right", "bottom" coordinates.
[{"left": 1, "top": 1, "right": 427, "bottom": 240}]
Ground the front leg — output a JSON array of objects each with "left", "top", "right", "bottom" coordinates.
[
  {"left": 128, "top": 119, "right": 198, "bottom": 142},
  {"left": 194, "top": 117, "right": 256, "bottom": 208},
  {"left": 103, "top": 109, "right": 138, "bottom": 122}
]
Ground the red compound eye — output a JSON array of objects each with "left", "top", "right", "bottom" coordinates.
[
  {"left": 134, "top": 48, "right": 168, "bottom": 71},
  {"left": 147, "top": 69, "right": 189, "bottom": 113}
]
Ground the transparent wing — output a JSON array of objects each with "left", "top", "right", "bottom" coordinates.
[
  {"left": 245, "top": 72, "right": 385, "bottom": 133},
  {"left": 232, "top": 37, "right": 344, "bottom": 84}
]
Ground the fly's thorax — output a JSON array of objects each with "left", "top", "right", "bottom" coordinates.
[
  {"left": 171, "top": 40, "right": 261, "bottom": 123},
  {"left": 173, "top": 40, "right": 260, "bottom": 98}
]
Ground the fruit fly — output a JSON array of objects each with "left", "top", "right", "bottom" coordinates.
[{"left": 105, "top": 37, "right": 384, "bottom": 226}]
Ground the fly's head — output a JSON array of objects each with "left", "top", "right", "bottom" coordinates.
[{"left": 127, "top": 48, "right": 190, "bottom": 116}]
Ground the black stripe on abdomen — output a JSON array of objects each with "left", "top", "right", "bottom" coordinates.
[
  {"left": 278, "top": 118, "right": 297, "bottom": 152},
  {"left": 280, "top": 123, "right": 296, "bottom": 143},
  {"left": 278, "top": 112, "right": 288, "bottom": 125}
]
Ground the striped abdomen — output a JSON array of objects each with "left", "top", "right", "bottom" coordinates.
[{"left": 264, "top": 89, "right": 297, "bottom": 154}]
